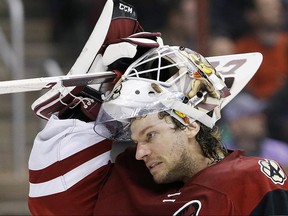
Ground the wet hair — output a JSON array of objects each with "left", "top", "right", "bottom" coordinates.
[{"left": 158, "top": 111, "right": 228, "bottom": 162}]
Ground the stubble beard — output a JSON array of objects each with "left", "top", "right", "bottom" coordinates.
[{"left": 153, "top": 145, "right": 198, "bottom": 184}]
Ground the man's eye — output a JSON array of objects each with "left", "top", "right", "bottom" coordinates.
[{"left": 146, "top": 132, "right": 156, "bottom": 142}]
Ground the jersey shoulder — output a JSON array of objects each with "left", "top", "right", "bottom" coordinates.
[{"left": 192, "top": 150, "right": 288, "bottom": 193}]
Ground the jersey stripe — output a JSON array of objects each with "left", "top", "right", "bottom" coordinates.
[
  {"left": 29, "top": 139, "right": 112, "bottom": 183},
  {"left": 29, "top": 151, "right": 111, "bottom": 197},
  {"left": 29, "top": 118, "right": 105, "bottom": 170}
]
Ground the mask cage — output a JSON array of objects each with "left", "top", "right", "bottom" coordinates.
[{"left": 122, "top": 46, "right": 198, "bottom": 87}]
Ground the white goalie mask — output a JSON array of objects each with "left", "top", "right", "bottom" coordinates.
[{"left": 94, "top": 45, "right": 262, "bottom": 141}]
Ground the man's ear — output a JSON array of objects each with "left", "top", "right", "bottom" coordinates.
[{"left": 185, "top": 121, "right": 200, "bottom": 138}]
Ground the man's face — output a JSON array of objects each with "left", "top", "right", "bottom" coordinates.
[{"left": 131, "top": 113, "right": 203, "bottom": 184}]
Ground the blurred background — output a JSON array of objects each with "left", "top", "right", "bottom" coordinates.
[{"left": 0, "top": 0, "right": 287, "bottom": 214}]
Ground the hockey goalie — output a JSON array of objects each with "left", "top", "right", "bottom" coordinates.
[{"left": 28, "top": 0, "right": 288, "bottom": 215}]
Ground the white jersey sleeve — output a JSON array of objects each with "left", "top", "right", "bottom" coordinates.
[{"left": 28, "top": 115, "right": 113, "bottom": 215}]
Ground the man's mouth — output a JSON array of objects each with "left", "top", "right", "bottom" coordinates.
[{"left": 146, "top": 161, "right": 162, "bottom": 171}]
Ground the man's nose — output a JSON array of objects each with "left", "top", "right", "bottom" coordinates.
[{"left": 135, "top": 143, "right": 151, "bottom": 160}]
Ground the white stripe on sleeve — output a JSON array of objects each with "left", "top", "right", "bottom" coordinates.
[
  {"left": 29, "top": 115, "right": 107, "bottom": 170},
  {"left": 29, "top": 151, "right": 111, "bottom": 197}
]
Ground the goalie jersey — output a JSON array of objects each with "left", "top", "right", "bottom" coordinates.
[{"left": 28, "top": 116, "right": 288, "bottom": 215}]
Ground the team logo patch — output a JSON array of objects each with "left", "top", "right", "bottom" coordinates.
[
  {"left": 173, "top": 200, "right": 201, "bottom": 216},
  {"left": 258, "top": 159, "right": 287, "bottom": 185}
]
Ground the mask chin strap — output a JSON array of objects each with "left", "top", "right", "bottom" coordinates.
[{"left": 169, "top": 100, "right": 221, "bottom": 128}]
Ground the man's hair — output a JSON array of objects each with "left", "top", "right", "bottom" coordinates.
[{"left": 158, "top": 112, "right": 228, "bottom": 162}]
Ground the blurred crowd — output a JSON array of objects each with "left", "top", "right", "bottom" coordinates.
[
  {"left": 48, "top": 0, "right": 288, "bottom": 170},
  {"left": 210, "top": 0, "right": 288, "bottom": 172}
]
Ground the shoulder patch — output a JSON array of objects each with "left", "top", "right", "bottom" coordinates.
[{"left": 258, "top": 159, "right": 287, "bottom": 185}]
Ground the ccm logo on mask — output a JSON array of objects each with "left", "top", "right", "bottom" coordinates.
[{"left": 119, "top": 3, "right": 133, "bottom": 13}]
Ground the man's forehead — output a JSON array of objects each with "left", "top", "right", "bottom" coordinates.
[
  {"left": 131, "top": 114, "right": 161, "bottom": 130},
  {"left": 131, "top": 114, "right": 168, "bottom": 138}
]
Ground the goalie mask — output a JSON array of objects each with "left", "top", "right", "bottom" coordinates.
[{"left": 94, "top": 45, "right": 262, "bottom": 140}]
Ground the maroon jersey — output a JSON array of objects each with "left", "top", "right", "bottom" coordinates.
[
  {"left": 29, "top": 117, "right": 288, "bottom": 215},
  {"left": 94, "top": 148, "right": 288, "bottom": 215}
]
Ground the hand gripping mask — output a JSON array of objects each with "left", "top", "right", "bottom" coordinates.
[{"left": 94, "top": 45, "right": 262, "bottom": 141}]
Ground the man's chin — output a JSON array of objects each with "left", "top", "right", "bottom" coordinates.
[
  {"left": 152, "top": 173, "right": 166, "bottom": 184},
  {"left": 153, "top": 177, "right": 165, "bottom": 184},
  {"left": 152, "top": 173, "right": 173, "bottom": 184}
]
